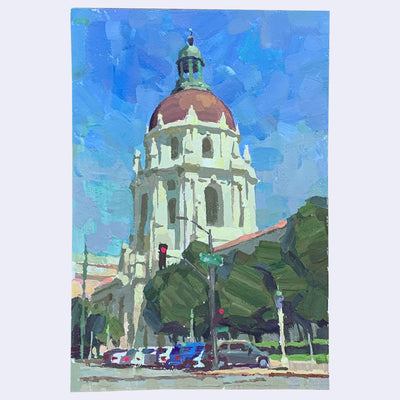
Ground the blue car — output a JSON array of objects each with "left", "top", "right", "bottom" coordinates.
[{"left": 165, "top": 342, "right": 205, "bottom": 370}]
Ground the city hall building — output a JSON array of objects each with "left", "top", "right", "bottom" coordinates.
[{"left": 92, "top": 33, "right": 260, "bottom": 348}]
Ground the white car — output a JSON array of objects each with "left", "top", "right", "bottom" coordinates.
[
  {"left": 131, "top": 347, "right": 157, "bottom": 367},
  {"left": 192, "top": 348, "right": 206, "bottom": 369},
  {"left": 156, "top": 346, "right": 173, "bottom": 366},
  {"left": 103, "top": 349, "right": 127, "bottom": 366}
]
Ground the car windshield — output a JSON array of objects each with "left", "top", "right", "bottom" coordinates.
[
  {"left": 182, "top": 346, "right": 192, "bottom": 353},
  {"left": 230, "top": 343, "right": 245, "bottom": 351}
]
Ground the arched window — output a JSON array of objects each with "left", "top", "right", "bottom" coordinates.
[
  {"left": 205, "top": 186, "right": 222, "bottom": 226},
  {"left": 202, "top": 137, "right": 213, "bottom": 158},
  {"left": 171, "top": 137, "right": 179, "bottom": 159},
  {"left": 139, "top": 193, "right": 148, "bottom": 234},
  {"left": 168, "top": 198, "right": 176, "bottom": 224},
  {"left": 167, "top": 180, "right": 176, "bottom": 190}
]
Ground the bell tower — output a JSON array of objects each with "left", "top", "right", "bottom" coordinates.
[
  {"left": 130, "top": 32, "right": 258, "bottom": 274},
  {"left": 93, "top": 32, "right": 260, "bottom": 350}
]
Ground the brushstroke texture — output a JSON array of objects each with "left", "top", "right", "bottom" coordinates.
[{"left": 71, "top": 9, "right": 329, "bottom": 255}]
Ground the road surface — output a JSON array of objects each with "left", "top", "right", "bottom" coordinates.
[{"left": 71, "top": 361, "right": 329, "bottom": 391}]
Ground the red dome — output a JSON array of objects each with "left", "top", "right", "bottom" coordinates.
[{"left": 149, "top": 89, "right": 236, "bottom": 131}]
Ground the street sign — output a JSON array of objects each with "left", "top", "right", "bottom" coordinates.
[
  {"left": 215, "top": 326, "right": 229, "bottom": 333},
  {"left": 199, "top": 253, "right": 223, "bottom": 267}
]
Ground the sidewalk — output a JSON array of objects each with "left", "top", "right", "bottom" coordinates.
[{"left": 194, "top": 360, "right": 329, "bottom": 378}]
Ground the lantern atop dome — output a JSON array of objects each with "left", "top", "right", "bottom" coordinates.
[{"left": 172, "top": 30, "right": 211, "bottom": 94}]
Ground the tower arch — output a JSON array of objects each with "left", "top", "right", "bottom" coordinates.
[
  {"left": 205, "top": 184, "right": 223, "bottom": 227},
  {"left": 202, "top": 137, "right": 213, "bottom": 158}
]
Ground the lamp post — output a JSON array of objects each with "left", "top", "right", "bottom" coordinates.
[
  {"left": 176, "top": 216, "right": 213, "bottom": 252},
  {"left": 189, "top": 308, "right": 194, "bottom": 343},
  {"left": 176, "top": 216, "right": 219, "bottom": 370},
  {"left": 274, "top": 286, "right": 289, "bottom": 368}
]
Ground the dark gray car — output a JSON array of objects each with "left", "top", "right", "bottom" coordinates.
[{"left": 216, "top": 340, "right": 270, "bottom": 368}]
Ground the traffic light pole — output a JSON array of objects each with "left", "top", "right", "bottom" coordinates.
[
  {"left": 177, "top": 216, "right": 220, "bottom": 370},
  {"left": 209, "top": 262, "right": 219, "bottom": 370},
  {"left": 207, "top": 229, "right": 219, "bottom": 371}
]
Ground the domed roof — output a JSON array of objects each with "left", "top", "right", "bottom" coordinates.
[
  {"left": 149, "top": 89, "right": 236, "bottom": 131},
  {"left": 178, "top": 44, "right": 204, "bottom": 62}
]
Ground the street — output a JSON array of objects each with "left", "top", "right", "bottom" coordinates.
[{"left": 71, "top": 361, "right": 329, "bottom": 391}]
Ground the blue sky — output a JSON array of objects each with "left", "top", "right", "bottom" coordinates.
[{"left": 71, "top": 9, "right": 329, "bottom": 256}]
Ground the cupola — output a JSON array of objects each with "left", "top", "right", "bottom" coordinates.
[{"left": 172, "top": 29, "right": 211, "bottom": 94}]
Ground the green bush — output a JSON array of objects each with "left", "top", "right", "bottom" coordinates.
[
  {"left": 315, "top": 354, "right": 329, "bottom": 364},
  {"left": 256, "top": 341, "right": 280, "bottom": 349},
  {"left": 268, "top": 354, "right": 329, "bottom": 363},
  {"left": 313, "top": 338, "right": 329, "bottom": 345}
]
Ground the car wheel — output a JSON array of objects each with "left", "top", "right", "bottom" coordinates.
[
  {"left": 202, "top": 360, "right": 212, "bottom": 371},
  {"left": 258, "top": 357, "right": 270, "bottom": 369},
  {"left": 184, "top": 362, "right": 192, "bottom": 370}
]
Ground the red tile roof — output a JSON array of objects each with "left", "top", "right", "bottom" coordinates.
[{"left": 214, "top": 220, "right": 287, "bottom": 252}]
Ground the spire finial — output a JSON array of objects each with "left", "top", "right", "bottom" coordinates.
[{"left": 187, "top": 28, "right": 194, "bottom": 46}]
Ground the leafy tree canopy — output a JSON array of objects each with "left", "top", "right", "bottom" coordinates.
[{"left": 143, "top": 197, "right": 328, "bottom": 339}]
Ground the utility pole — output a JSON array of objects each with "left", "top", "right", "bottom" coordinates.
[
  {"left": 80, "top": 243, "right": 88, "bottom": 360},
  {"left": 176, "top": 216, "right": 221, "bottom": 370},
  {"left": 207, "top": 230, "right": 219, "bottom": 370}
]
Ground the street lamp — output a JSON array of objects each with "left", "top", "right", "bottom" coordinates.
[
  {"left": 274, "top": 286, "right": 289, "bottom": 368},
  {"left": 176, "top": 216, "right": 213, "bottom": 252},
  {"left": 176, "top": 216, "right": 219, "bottom": 370}
]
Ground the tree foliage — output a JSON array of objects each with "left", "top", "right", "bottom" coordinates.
[
  {"left": 143, "top": 197, "right": 328, "bottom": 340},
  {"left": 71, "top": 297, "right": 124, "bottom": 358}
]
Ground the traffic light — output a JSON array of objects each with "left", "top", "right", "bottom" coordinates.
[
  {"left": 214, "top": 308, "right": 225, "bottom": 325},
  {"left": 158, "top": 243, "right": 168, "bottom": 270}
]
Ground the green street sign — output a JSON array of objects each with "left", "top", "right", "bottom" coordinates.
[
  {"left": 215, "top": 326, "right": 229, "bottom": 333},
  {"left": 199, "top": 253, "right": 223, "bottom": 267}
]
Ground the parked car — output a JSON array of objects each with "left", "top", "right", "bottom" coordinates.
[
  {"left": 165, "top": 342, "right": 205, "bottom": 370},
  {"left": 131, "top": 347, "right": 157, "bottom": 367},
  {"left": 155, "top": 346, "right": 173, "bottom": 367},
  {"left": 191, "top": 345, "right": 208, "bottom": 369},
  {"left": 102, "top": 348, "right": 128, "bottom": 367},
  {"left": 119, "top": 348, "right": 137, "bottom": 367},
  {"left": 211, "top": 340, "right": 270, "bottom": 369},
  {"left": 164, "top": 344, "right": 181, "bottom": 369}
]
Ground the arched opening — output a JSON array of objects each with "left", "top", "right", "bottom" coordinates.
[
  {"left": 167, "top": 180, "right": 176, "bottom": 190},
  {"left": 205, "top": 186, "right": 222, "bottom": 226},
  {"left": 139, "top": 193, "right": 148, "bottom": 235},
  {"left": 202, "top": 137, "right": 213, "bottom": 158},
  {"left": 171, "top": 137, "right": 179, "bottom": 160},
  {"left": 168, "top": 198, "right": 176, "bottom": 224},
  {"left": 137, "top": 193, "right": 149, "bottom": 251}
]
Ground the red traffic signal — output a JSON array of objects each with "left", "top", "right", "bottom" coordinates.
[
  {"left": 158, "top": 243, "right": 168, "bottom": 270},
  {"left": 218, "top": 308, "right": 224, "bottom": 315}
]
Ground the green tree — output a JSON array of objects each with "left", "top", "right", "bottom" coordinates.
[
  {"left": 143, "top": 197, "right": 328, "bottom": 341},
  {"left": 71, "top": 298, "right": 125, "bottom": 358}
]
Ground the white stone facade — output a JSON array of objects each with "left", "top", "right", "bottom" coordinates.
[{"left": 131, "top": 108, "right": 258, "bottom": 275}]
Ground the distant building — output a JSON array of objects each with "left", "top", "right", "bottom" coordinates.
[
  {"left": 92, "top": 32, "right": 260, "bottom": 348},
  {"left": 71, "top": 254, "right": 119, "bottom": 299}
]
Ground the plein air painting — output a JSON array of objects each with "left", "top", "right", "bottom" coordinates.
[{"left": 71, "top": 8, "right": 329, "bottom": 391}]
